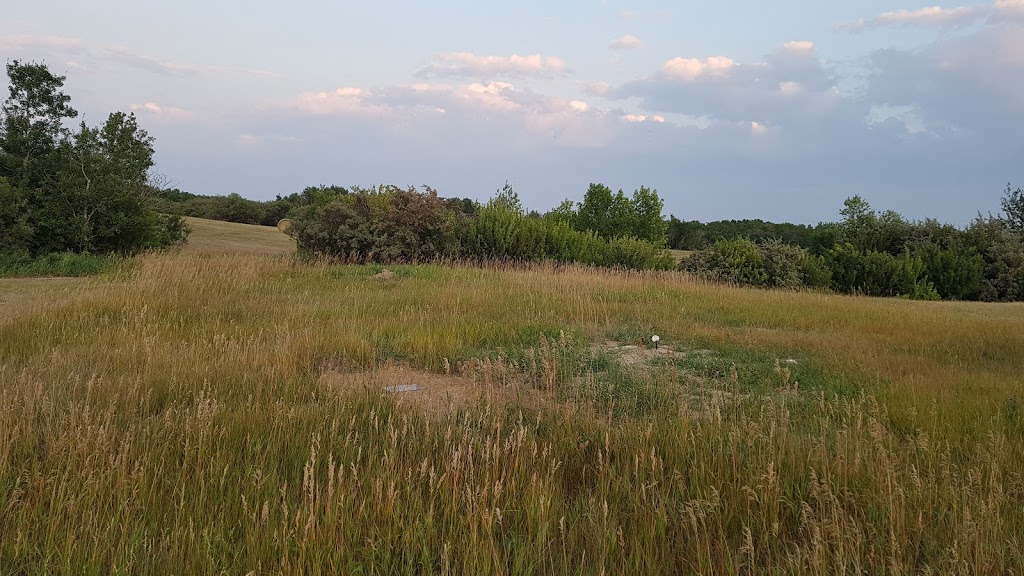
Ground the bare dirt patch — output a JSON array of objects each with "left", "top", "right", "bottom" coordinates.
[
  {"left": 320, "top": 360, "right": 523, "bottom": 416},
  {"left": 594, "top": 340, "right": 697, "bottom": 366}
]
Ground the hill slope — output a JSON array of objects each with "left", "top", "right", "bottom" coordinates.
[{"left": 181, "top": 216, "right": 295, "bottom": 255}]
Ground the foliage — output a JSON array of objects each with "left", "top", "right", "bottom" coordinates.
[
  {"left": 685, "top": 237, "right": 767, "bottom": 286},
  {"left": 912, "top": 241, "right": 983, "bottom": 300},
  {"left": 1001, "top": 182, "right": 1024, "bottom": 232},
  {"left": 0, "top": 251, "right": 117, "bottom": 277},
  {"left": 291, "top": 183, "right": 673, "bottom": 270},
  {"left": 836, "top": 196, "right": 913, "bottom": 254},
  {"left": 0, "top": 60, "right": 78, "bottom": 189},
  {"left": 683, "top": 237, "right": 821, "bottom": 289},
  {"left": 0, "top": 177, "right": 33, "bottom": 253},
  {"left": 291, "top": 185, "right": 462, "bottom": 262},
  {"left": 603, "top": 236, "right": 676, "bottom": 270},
  {"left": 668, "top": 216, "right": 818, "bottom": 250},
  {"left": 207, "top": 192, "right": 267, "bottom": 224},
  {"left": 0, "top": 61, "right": 188, "bottom": 257},
  {"left": 798, "top": 252, "right": 833, "bottom": 289},
  {"left": 566, "top": 183, "right": 668, "bottom": 246},
  {"left": 825, "top": 243, "right": 937, "bottom": 299},
  {"left": 965, "top": 215, "right": 1024, "bottom": 302}
]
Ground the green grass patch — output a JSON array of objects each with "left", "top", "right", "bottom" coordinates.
[{"left": 0, "top": 252, "right": 120, "bottom": 278}]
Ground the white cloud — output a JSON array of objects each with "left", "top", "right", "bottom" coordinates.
[
  {"left": 750, "top": 121, "right": 768, "bottom": 135},
  {"left": 129, "top": 102, "right": 193, "bottom": 120},
  {"left": 454, "top": 82, "right": 521, "bottom": 111},
  {"left": 662, "top": 56, "right": 736, "bottom": 80},
  {"left": 609, "top": 35, "right": 643, "bottom": 50},
  {"left": 416, "top": 52, "right": 568, "bottom": 78},
  {"left": 568, "top": 100, "right": 590, "bottom": 112}
]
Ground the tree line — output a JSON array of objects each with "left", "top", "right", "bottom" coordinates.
[
  {"left": 682, "top": 190, "right": 1024, "bottom": 301},
  {"left": 4, "top": 61, "right": 1022, "bottom": 301}
]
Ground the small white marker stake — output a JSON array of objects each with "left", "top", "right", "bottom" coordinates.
[{"left": 651, "top": 335, "right": 660, "bottom": 350}]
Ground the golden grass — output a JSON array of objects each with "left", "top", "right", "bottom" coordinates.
[
  {"left": 179, "top": 216, "right": 296, "bottom": 255},
  {"left": 0, "top": 276, "right": 85, "bottom": 324},
  {"left": 1, "top": 225, "right": 1023, "bottom": 573}
]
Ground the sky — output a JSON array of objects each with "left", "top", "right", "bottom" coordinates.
[{"left": 2, "top": 1, "right": 1022, "bottom": 225}]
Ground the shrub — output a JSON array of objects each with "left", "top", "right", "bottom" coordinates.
[
  {"left": 206, "top": 193, "right": 267, "bottom": 225},
  {"left": 291, "top": 202, "right": 376, "bottom": 260},
  {"left": 825, "top": 243, "right": 935, "bottom": 299},
  {"left": 683, "top": 238, "right": 768, "bottom": 287},
  {"left": 965, "top": 215, "right": 1024, "bottom": 302},
  {"left": 150, "top": 214, "right": 190, "bottom": 249},
  {"left": 603, "top": 236, "right": 676, "bottom": 270},
  {"left": 799, "top": 254, "right": 833, "bottom": 289},
  {"left": 0, "top": 251, "right": 116, "bottom": 277},
  {"left": 759, "top": 238, "right": 806, "bottom": 289},
  {"left": 912, "top": 241, "right": 983, "bottom": 300}
]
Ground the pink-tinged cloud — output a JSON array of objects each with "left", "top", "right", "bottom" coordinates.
[
  {"left": 416, "top": 52, "right": 568, "bottom": 78},
  {"left": 293, "top": 87, "right": 389, "bottom": 116},
  {"left": 836, "top": 5, "right": 985, "bottom": 31},
  {"left": 129, "top": 102, "right": 193, "bottom": 120},
  {"left": 783, "top": 41, "right": 814, "bottom": 52}
]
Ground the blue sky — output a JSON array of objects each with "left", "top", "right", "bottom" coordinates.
[{"left": 3, "top": 1, "right": 1022, "bottom": 224}]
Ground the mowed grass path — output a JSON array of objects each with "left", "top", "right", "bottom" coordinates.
[
  {"left": 0, "top": 218, "right": 293, "bottom": 323},
  {"left": 180, "top": 216, "right": 296, "bottom": 255},
  {"left": 1, "top": 218, "right": 1022, "bottom": 574}
]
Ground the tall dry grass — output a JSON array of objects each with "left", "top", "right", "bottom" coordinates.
[{"left": 1, "top": 251, "right": 1022, "bottom": 574}]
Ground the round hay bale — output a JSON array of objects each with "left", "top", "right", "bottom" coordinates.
[{"left": 277, "top": 218, "right": 293, "bottom": 233}]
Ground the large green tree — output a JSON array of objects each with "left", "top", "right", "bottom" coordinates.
[
  {"left": 0, "top": 60, "right": 186, "bottom": 255},
  {"left": 573, "top": 183, "right": 667, "bottom": 245},
  {"left": 0, "top": 60, "right": 78, "bottom": 189},
  {"left": 1001, "top": 182, "right": 1024, "bottom": 233}
]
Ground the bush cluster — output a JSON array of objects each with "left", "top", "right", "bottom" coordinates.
[
  {"left": 683, "top": 238, "right": 830, "bottom": 290},
  {"left": 290, "top": 184, "right": 675, "bottom": 270}
]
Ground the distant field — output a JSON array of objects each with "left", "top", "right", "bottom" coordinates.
[
  {"left": 2, "top": 219, "right": 1023, "bottom": 573},
  {"left": 669, "top": 248, "right": 694, "bottom": 262},
  {"left": 180, "top": 216, "right": 296, "bottom": 255}
]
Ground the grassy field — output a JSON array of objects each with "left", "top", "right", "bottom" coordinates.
[{"left": 1, "top": 218, "right": 1022, "bottom": 574}]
